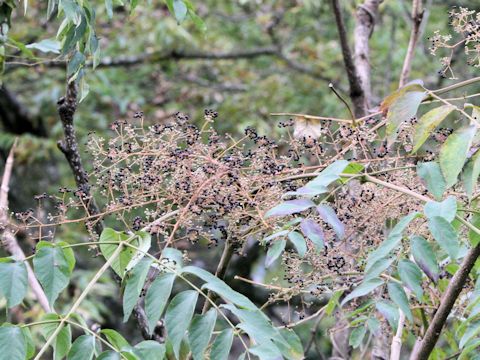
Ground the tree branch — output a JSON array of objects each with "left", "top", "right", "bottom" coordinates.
[
  {"left": 353, "top": 0, "right": 383, "bottom": 106},
  {"left": 331, "top": 0, "right": 367, "bottom": 118},
  {"left": 57, "top": 82, "right": 103, "bottom": 236},
  {"left": 0, "top": 140, "right": 51, "bottom": 313},
  {"left": 399, "top": 0, "right": 424, "bottom": 87}
]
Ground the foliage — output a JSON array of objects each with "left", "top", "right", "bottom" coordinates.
[{"left": 2, "top": 1, "right": 480, "bottom": 360}]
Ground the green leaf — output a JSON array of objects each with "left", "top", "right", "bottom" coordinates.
[
  {"left": 126, "top": 231, "right": 151, "bottom": 272},
  {"left": 265, "top": 199, "right": 315, "bottom": 217},
  {"left": 428, "top": 216, "right": 460, "bottom": 259},
  {"left": 97, "top": 351, "right": 121, "bottom": 360},
  {"left": 424, "top": 196, "right": 457, "bottom": 222},
  {"left": 26, "top": 38, "right": 61, "bottom": 54},
  {"left": 325, "top": 290, "right": 343, "bottom": 315},
  {"left": 210, "top": 329, "right": 234, "bottom": 360},
  {"left": 339, "top": 162, "right": 364, "bottom": 183},
  {"left": 188, "top": 308, "right": 217, "bottom": 360},
  {"left": 306, "top": 160, "right": 350, "bottom": 188},
  {"left": 248, "top": 342, "right": 282, "bottom": 359},
  {"left": 0, "top": 259, "right": 28, "bottom": 307},
  {"left": 375, "top": 301, "right": 399, "bottom": 331},
  {"left": 40, "top": 314, "right": 72, "bottom": 360},
  {"left": 105, "top": 0, "right": 113, "bottom": 18},
  {"left": 463, "top": 150, "right": 480, "bottom": 198},
  {"left": 181, "top": 266, "right": 256, "bottom": 310},
  {"left": 100, "top": 329, "right": 130, "bottom": 351},
  {"left": 123, "top": 258, "right": 153, "bottom": 322},
  {"left": 67, "top": 335, "right": 95, "bottom": 360},
  {"left": 382, "top": 80, "right": 426, "bottom": 145},
  {"left": 276, "top": 328, "right": 304, "bottom": 360},
  {"left": 300, "top": 219, "right": 324, "bottom": 251},
  {"left": 417, "top": 162, "right": 447, "bottom": 200},
  {"left": 439, "top": 123, "right": 477, "bottom": 188},
  {"left": 316, "top": 204, "right": 345, "bottom": 239},
  {"left": 460, "top": 338, "right": 480, "bottom": 360},
  {"left": 165, "top": 290, "right": 198, "bottom": 359},
  {"left": 21, "top": 327, "right": 35, "bottom": 360},
  {"left": 99, "top": 228, "right": 135, "bottom": 278},
  {"left": 288, "top": 231, "right": 307, "bottom": 257},
  {"left": 410, "top": 236, "right": 440, "bottom": 283},
  {"left": 133, "top": 341, "right": 166, "bottom": 360},
  {"left": 0, "top": 324, "right": 26, "bottom": 360},
  {"left": 265, "top": 239, "right": 286, "bottom": 267},
  {"left": 412, "top": 105, "right": 455, "bottom": 153},
  {"left": 341, "top": 278, "right": 384, "bottom": 306},
  {"left": 33, "top": 243, "right": 73, "bottom": 306},
  {"left": 365, "top": 212, "right": 420, "bottom": 271},
  {"left": 460, "top": 321, "right": 480, "bottom": 349},
  {"left": 387, "top": 282, "right": 413, "bottom": 322},
  {"left": 469, "top": 213, "right": 480, "bottom": 247},
  {"left": 398, "top": 259, "right": 423, "bottom": 299},
  {"left": 364, "top": 257, "right": 395, "bottom": 282},
  {"left": 67, "top": 50, "right": 86, "bottom": 78},
  {"left": 145, "top": 272, "right": 175, "bottom": 334},
  {"left": 349, "top": 327, "right": 366, "bottom": 348},
  {"left": 172, "top": 0, "right": 188, "bottom": 23}
]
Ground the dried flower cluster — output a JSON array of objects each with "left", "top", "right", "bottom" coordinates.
[{"left": 429, "top": 7, "right": 480, "bottom": 78}]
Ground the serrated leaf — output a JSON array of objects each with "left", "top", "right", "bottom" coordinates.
[
  {"left": 0, "top": 259, "right": 28, "bottom": 307},
  {"left": 428, "top": 216, "right": 460, "bottom": 259},
  {"left": 316, "top": 204, "right": 345, "bottom": 239},
  {"left": 382, "top": 80, "right": 426, "bottom": 146},
  {"left": 0, "top": 324, "right": 27, "bottom": 360},
  {"left": 189, "top": 309, "right": 217, "bottom": 360},
  {"left": 417, "top": 162, "right": 447, "bottom": 200},
  {"left": 123, "top": 258, "right": 153, "bottom": 322},
  {"left": 33, "top": 243, "right": 73, "bottom": 306},
  {"left": 341, "top": 278, "right": 384, "bottom": 306},
  {"left": 276, "top": 328, "right": 304, "bottom": 360},
  {"left": 265, "top": 239, "right": 286, "bottom": 268},
  {"left": 300, "top": 218, "right": 324, "bottom": 251},
  {"left": 349, "top": 326, "right": 366, "bottom": 348},
  {"left": 308, "top": 160, "right": 350, "bottom": 188},
  {"left": 145, "top": 272, "right": 175, "bottom": 334},
  {"left": 288, "top": 231, "right": 307, "bottom": 257},
  {"left": 248, "top": 342, "right": 283, "bottom": 359},
  {"left": 67, "top": 51, "right": 86, "bottom": 78},
  {"left": 133, "top": 341, "right": 166, "bottom": 360},
  {"left": 165, "top": 290, "right": 198, "bottom": 359},
  {"left": 440, "top": 123, "right": 477, "bottom": 188},
  {"left": 39, "top": 314, "right": 71, "bottom": 360},
  {"left": 387, "top": 282, "right": 413, "bottom": 322},
  {"left": 339, "top": 162, "right": 364, "bottom": 183},
  {"left": 67, "top": 335, "right": 95, "bottom": 360},
  {"left": 398, "top": 259, "right": 423, "bottom": 299},
  {"left": 424, "top": 196, "right": 457, "bottom": 222},
  {"left": 265, "top": 199, "right": 315, "bottom": 217},
  {"left": 210, "top": 329, "right": 233, "bottom": 360},
  {"left": 410, "top": 236, "right": 439, "bottom": 283},
  {"left": 412, "top": 105, "right": 455, "bottom": 153}
]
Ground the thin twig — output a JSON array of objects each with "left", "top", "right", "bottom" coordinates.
[
  {"left": 0, "top": 140, "right": 51, "bottom": 313},
  {"left": 399, "top": 0, "right": 424, "bottom": 87}
]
